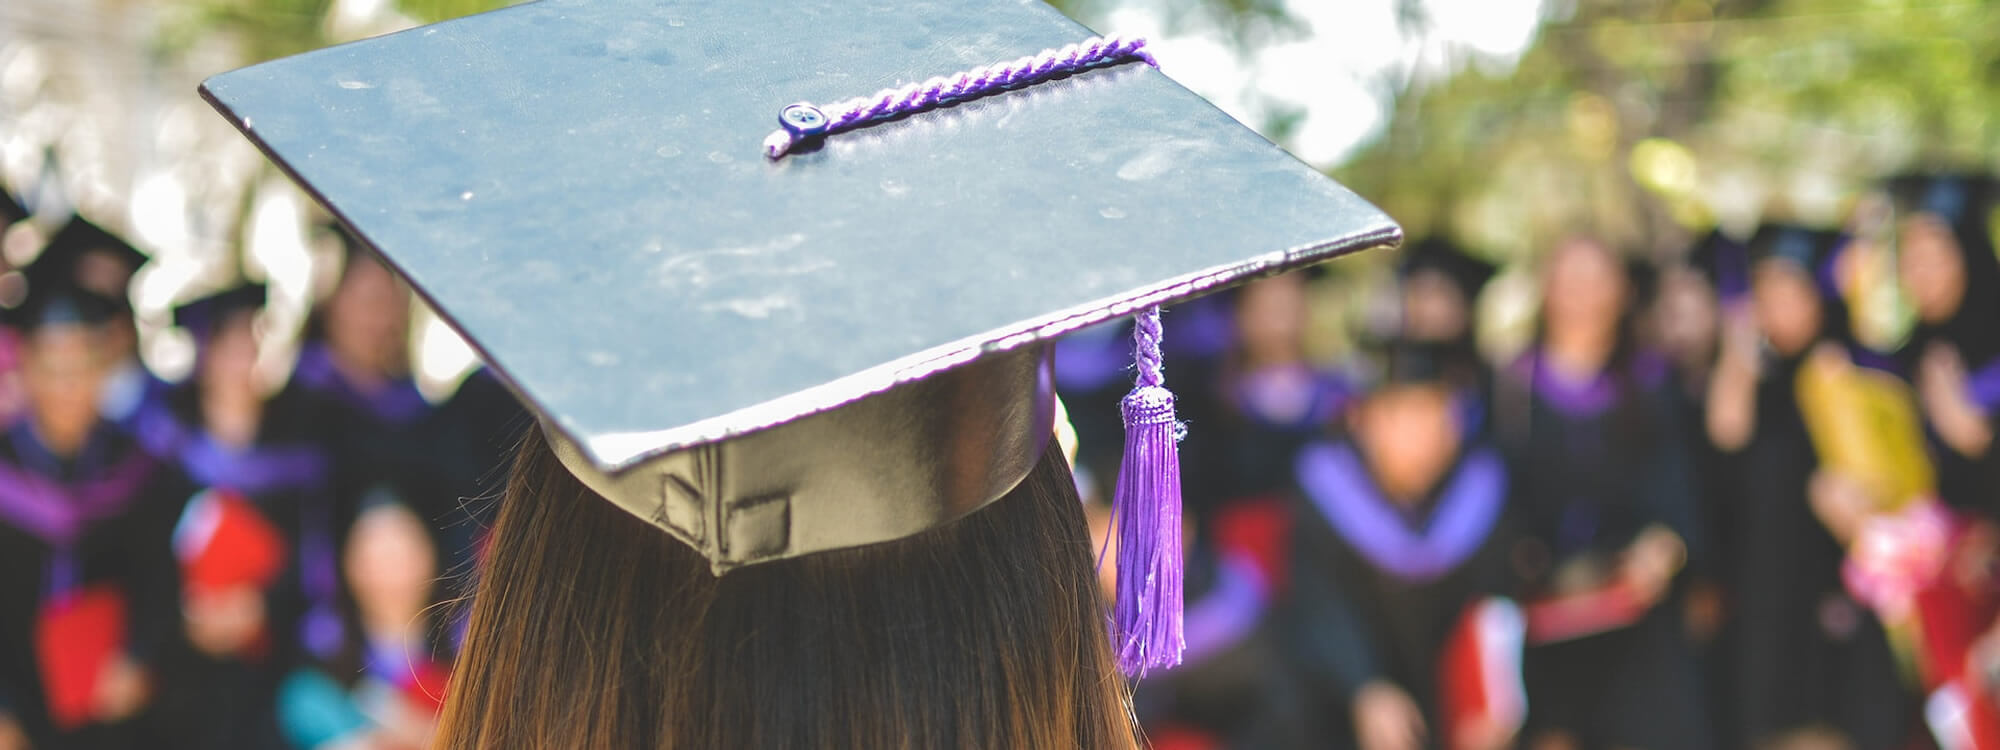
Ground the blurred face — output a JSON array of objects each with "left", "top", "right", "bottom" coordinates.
[
  {"left": 325, "top": 254, "right": 412, "bottom": 377},
  {"left": 344, "top": 503, "right": 437, "bottom": 632},
  {"left": 1652, "top": 269, "right": 1718, "bottom": 364},
  {"left": 1542, "top": 239, "right": 1628, "bottom": 341},
  {"left": 1899, "top": 215, "right": 1967, "bottom": 324},
  {"left": 199, "top": 312, "right": 260, "bottom": 401},
  {"left": 1353, "top": 384, "right": 1459, "bottom": 505},
  {"left": 1402, "top": 270, "right": 1470, "bottom": 343},
  {"left": 1752, "top": 260, "right": 1824, "bottom": 357},
  {"left": 21, "top": 325, "right": 110, "bottom": 457},
  {"left": 1236, "top": 272, "right": 1307, "bottom": 364}
]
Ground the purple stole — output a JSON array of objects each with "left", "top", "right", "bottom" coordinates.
[
  {"left": 1295, "top": 442, "right": 1505, "bottom": 583},
  {"left": 1230, "top": 363, "right": 1350, "bottom": 431},
  {"left": 292, "top": 344, "right": 431, "bottom": 426},
  {"left": 1971, "top": 356, "right": 2000, "bottom": 415},
  {"left": 0, "top": 437, "right": 157, "bottom": 548}
]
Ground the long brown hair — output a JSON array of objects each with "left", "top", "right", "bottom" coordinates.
[{"left": 435, "top": 428, "right": 1136, "bottom": 749}]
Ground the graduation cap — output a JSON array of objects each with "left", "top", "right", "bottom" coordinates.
[
  {"left": 1, "top": 250, "right": 121, "bottom": 333},
  {"left": 1397, "top": 236, "right": 1497, "bottom": 301},
  {"left": 1685, "top": 228, "right": 1749, "bottom": 302},
  {"left": 1886, "top": 173, "right": 1998, "bottom": 229},
  {"left": 1373, "top": 338, "right": 1455, "bottom": 389},
  {"left": 201, "top": 0, "right": 1399, "bottom": 675},
  {"left": 173, "top": 283, "right": 268, "bottom": 342},
  {"left": 36, "top": 215, "right": 147, "bottom": 307},
  {"left": 1, "top": 188, "right": 27, "bottom": 228},
  {"left": 1746, "top": 223, "right": 1841, "bottom": 276}
]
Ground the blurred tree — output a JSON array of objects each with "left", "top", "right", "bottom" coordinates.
[{"left": 1338, "top": 0, "right": 2000, "bottom": 262}]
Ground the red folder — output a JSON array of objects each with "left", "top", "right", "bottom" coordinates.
[
  {"left": 35, "top": 585, "right": 128, "bottom": 729},
  {"left": 175, "top": 489, "right": 288, "bottom": 595},
  {"left": 1523, "top": 580, "right": 1646, "bottom": 645},
  {"left": 1438, "top": 597, "right": 1526, "bottom": 750}
]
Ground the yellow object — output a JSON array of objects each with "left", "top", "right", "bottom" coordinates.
[{"left": 1795, "top": 353, "right": 1935, "bottom": 510}]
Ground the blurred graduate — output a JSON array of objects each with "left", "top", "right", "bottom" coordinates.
[
  {"left": 1286, "top": 338, "right": 1521, "bottom": 750},
  {"left": 1496, "top": 237, "right": 1710, "bottom": 750},
  {"left": 1890, "top": 174, "right": 2000, "bottom": 519},
  {"left": 133, "top": 281, "right": 338, "bottom": 748},
  {"left": 1705, "top": 223, "right": 1911, "bottom": 749},
  {"left": 0, "top": 250, "right": 192, "bottom": 748}
]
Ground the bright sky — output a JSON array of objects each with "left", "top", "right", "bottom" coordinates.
[{"left": 1099, "top": 0, "right": 1547, "bottom": 166}]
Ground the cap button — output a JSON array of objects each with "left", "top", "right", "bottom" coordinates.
[{"left": 779, "top": 104, "right": 829, "bottom": 137}]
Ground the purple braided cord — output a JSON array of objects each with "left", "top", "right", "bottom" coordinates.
[
  {"left": 763, "top": 34, "right": 1156, "bottom": 158},
  {"left": 1132, "top": 306, "right": 1165, "bottom": 388}
]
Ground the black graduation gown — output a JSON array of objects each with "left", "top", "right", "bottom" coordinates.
[
  {"left": 1723, "top": 356, "right": 1909, "bottom": 749},
  {"left": 291, "top": 343, "right": 522, "bottom": 585},
  {"left": 1663, "top": 367, "right": 1742, "bottom": 744},
  {"left": 1930, "top": 349, "right": 2000, "bottom": 521},
  {"left": 1899, "top": 222, "right": 2000, "bottom": 521},
  {"left": 1218, "top": 361, "right": 1350, "bottom": 501},
  {"left": 1494, "top": 350, "right": 1712, "bottom": 750},
  {"left": 0, "top": 419, "right": 191, "bottom": 748},
  {"left": 136, "top": 384, "right": 339, "bottom": 749},
  {"left": 1286, "top": 440, "right": 1514, "bottom": 750}
]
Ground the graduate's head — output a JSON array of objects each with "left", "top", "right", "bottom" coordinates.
[
  {"left": 38, "top": 216, "right": 146, "bottom": 357},
  {"left": 443, "top": 421, "right": 1134, "bottom": 749},
  {"left": 1397, "top": 237, "right": 1495, "bottom": 345},
  {"left": 1349, "top": 342, "right": 1460, "bottom": 504},
  {"left": 1235, "top": 270, "right": 1309, "bottom": 366},
  {"left": 343, "top": 489, "right": 439, "bottom": 636},
  {"left": 1540, "top": 235, "right": 1630, "bottom": 341},
  {"left": 1889, "top": 173, "right": 2000, "bottom": 326},
  {"left": 1746, "top": 224, "right": 1836, "bottom": 358},
  {"left": 321, "top": 233, "right": 412, "bottom": 377},
  {"left": 1900, "top": 212, "right": 1966, "bottom": 324},
  {"left": 176, "top": 284, "right": 267, "bottom": 402},
  {"left": 1650, "top": 230, "right": 1740, "bottom": 370},
  {"left": 8, "top": 262, "right": 118, "bottom": 456}
]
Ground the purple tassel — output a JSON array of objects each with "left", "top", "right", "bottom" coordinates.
[{"left": 1111, "top": 306, "right": 1185, "bottom": 677}]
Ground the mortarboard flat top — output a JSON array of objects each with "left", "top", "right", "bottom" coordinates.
[
  {"left": 3, "top": 253, "right": 121, "bottom": 332},
  {"left": 173, "top": 283, "right": 268, "bottom": 337},
  {"left": 38, "top": 216, "right": 148, "bottom": 307},
  {"left": 201, "top": 0, "right": 1398, "bottom": 475},
  {"left": 1885, "top": 172, "right": 1997, "bottom": 229}
]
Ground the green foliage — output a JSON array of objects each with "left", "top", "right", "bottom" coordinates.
[{"left": 1341, "top": 0, "right": 2000, "bottom": 261}]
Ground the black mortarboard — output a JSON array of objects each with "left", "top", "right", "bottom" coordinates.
[
  {"left": 1746, "top": 223, "right": 1840, "bottom": 276},
  {"left": 173, "top": 283, "right": 268, "bottom": 341},
  {"left": 1, "top": 189, "right": 26, "bottom": 228},
  {"left": 1396, "top": 236, "right": 1497, "bottom": 301},
  {"left": 36, "top": 215, "right": 148, "bottom": 306},
  {"left": 1371, "top": 338, "right": 1452, "bottom": 389},
  {"left": 199, "top": 0, "right": 1399, "bottom": 664},
  {"left": 1685, "top": 228, "right": 1748, "bottom": 301},
  {"left": 1886, "top": 173, "right": 1998, "bottom": 230},
  {"left": 2, "top": 253, "right": 121, "bottom": 333}
]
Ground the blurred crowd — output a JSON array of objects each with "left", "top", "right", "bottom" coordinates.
[
  {"left": 1064, "top": 172, "right": 2000, "bottom": 750},
  {"left": 1, "top": 164, "right": 1999, "bottom": 750},
  {"left": 0, "top": 192, "right": 523, "bottom": 750}
]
